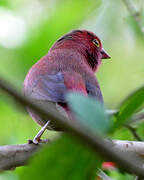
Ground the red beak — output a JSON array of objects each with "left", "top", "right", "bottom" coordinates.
[{"left": 101, "top": 48, "right": 111, "bottom": 59}]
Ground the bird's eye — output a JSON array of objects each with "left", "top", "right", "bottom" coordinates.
[{"left": 92, "top": 39, "right": 100, "bottom": 47}]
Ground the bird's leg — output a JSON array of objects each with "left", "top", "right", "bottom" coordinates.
[{"left": 32, "top": 121, "right": 50, "bottom": 144}]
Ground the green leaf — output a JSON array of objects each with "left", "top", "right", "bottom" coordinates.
[
  {"left": 66, "top": 93, "right": 111, "bottom": 135},
  {"left": 114, "top": 86, "right": 144, "bottom": 129},
  {"left": 20, "top": 134, "right": 100, "bottom": 180}
]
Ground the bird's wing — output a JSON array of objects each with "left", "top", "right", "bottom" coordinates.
[
  {"left": 24, "top": 72, "right": 67, "bottom": 102},
  {"left": 86, "top": 80, "right": 103, "bottom": 103},
  {"left": 24, "top": 71, "right": 87, "bottom": 103}
]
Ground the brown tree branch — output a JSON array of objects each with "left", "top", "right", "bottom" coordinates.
[
  {"left": 0, "top": 78, "right": 144, "bottom": 177},
  {"left": 1, "top": 139, "right": 144, "bottom": 171},
  {"left": 0, "top": 143, "right": 42, "bottom": 171},
  {"left": 110, "top": 140, "right": 144, "bottom": 156}
]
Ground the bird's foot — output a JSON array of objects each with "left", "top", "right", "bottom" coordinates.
[
  {"left": 28, "top": 138, "right": 50, "bottom": 145},
  {"left": 28, "top": 121, "right": 50, "bottom": 145}
]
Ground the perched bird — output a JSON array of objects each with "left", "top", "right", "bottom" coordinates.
[{"left": 24, "top": 30, "right": 110, "bottom": 142}]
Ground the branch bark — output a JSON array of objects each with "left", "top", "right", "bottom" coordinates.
[
  {"left": 0, "top": 143, "right": 42, "bottom": 171},
  {"left": 111, "top": 140, "right": 144, "bottom": 155},
  {"left": 1, "top": 139, "right": 144, "bottom": 171}
]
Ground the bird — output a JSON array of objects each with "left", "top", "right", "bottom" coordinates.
[{"left": 23, "top": 29, "right": 110, "bottom": 143}]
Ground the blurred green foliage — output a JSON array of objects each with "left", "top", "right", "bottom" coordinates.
[
  {"left": 20, "top": 134, "right": 100, "bottom": 180},
  {"left": 0, "top": 0, "right": 9, "bottom": 7},
  {"left": 114, "top": 86, "right": 144, "bottom": 129},
  {"left": 0, "top": 0, "right": 144, "bottom": 179}
]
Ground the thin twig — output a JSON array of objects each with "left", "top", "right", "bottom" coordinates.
[
  {"left": 107, "top": 109, "right": 144, "bottom": 140},
  {"left": 130, "top": 113, "right": 144, "bottom": 125},
  {"left": 98, "top": 169, "right": 115, "bottom": 180},
  {"left": 125, "top": 124, "right": 142, "bottom": 141},
  {"left": 107, "top": 109, "right": 144, "bottom": 126},
  {"left": 0, "top": 78, "right": 144, "bottom": 177}
]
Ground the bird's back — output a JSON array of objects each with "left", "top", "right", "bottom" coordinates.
[{"left": 24, "top": 48, "right": 103, "bottom": 102}]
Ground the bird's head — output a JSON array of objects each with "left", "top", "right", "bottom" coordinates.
[{"left": 52, "top": 30, "right": 110, "bottom": 72}]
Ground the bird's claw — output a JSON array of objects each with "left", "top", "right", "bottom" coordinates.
[{"left": 28, "top": 138, "right": 50, "bottom": 145}]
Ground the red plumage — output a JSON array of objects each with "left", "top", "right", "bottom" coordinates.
[{"left": 24, "top": 30, "right": 110, "bottom": 131}]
